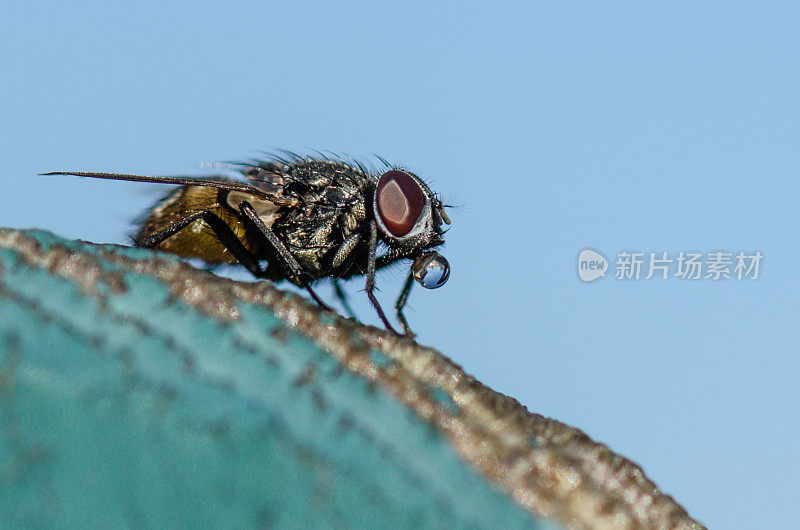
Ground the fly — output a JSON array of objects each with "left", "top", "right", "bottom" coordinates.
[{"left": 44, "top": 153, "right": 452, "bottom": 336}]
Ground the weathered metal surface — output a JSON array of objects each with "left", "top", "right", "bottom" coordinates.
[{"left": 0, "top": 229, "right": 704, "bottom": 529}]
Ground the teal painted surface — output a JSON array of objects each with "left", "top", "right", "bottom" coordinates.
[{"left": 0, "top": 230, "right": 553, "bottom": 529}]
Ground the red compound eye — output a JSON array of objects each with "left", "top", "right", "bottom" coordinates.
[{"left": 375, "top": 170, "right": 425, "bottom": 237}]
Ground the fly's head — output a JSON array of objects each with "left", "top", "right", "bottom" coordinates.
[{"left": 372, "top": 169, "right": 451, "bottom": 290}]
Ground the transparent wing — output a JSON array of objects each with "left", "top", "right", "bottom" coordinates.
[{"left": 41, "top": 171, "right": 286, "bottom": 201}]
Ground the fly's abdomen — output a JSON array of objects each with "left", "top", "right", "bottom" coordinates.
[{"left": 135, "top": 186, "right": 263, "bottom": 264}]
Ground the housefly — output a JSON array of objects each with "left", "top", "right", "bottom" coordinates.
[{"left": 44, "top": 153, "right": 451, "bottom": 335}]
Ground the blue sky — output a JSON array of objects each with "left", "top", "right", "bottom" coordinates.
[{"left": 2, "top": 2, "right": 797, "bottom": 528}]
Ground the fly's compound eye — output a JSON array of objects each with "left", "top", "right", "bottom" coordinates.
[
  {"left": 375, "top": 170, "right": 426, "bottom": 237},
  {"left": 411, "top": 252, "right": 450, "bottom": 289}
]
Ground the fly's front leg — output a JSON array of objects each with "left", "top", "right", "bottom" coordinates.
[
  {"left": 395, "top": 272, "right": 415, "bottom": 337},
  {"left": 365, "top": 221, "right": 399, "bottom": 334},
  {"left": 237, "top": 201, "right": 331, "bottom": 311},
  {"left": 330, "top": 231, "right": 362, "bottom": 320}
]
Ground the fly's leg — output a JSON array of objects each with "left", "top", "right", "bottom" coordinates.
[
  {"left": 328, "top": 232, "right": 363, "bottom": 320},
  {"left": 303, "top": 284, "right": 332, "bottom": 311},
  {"left": 136, "top": 209, "right": 266, "bottom": 278},
  {"left": 237, "top": 201, "right": 332, "bottom": 311},
  {"left": 332, "top": 280, "right": 358, "bottom": 320},
  {"left": 365, "top": 221, "right": 399, "bottom": 334},
  {"left": 394, "top": 272, "right": 415, "bottom": 337}
]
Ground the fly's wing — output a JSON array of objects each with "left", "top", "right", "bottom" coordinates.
[{"left": 41, "top": 171, "right": 298, "bottom": 207}]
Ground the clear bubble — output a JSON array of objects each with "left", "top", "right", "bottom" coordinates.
[{"left": 412, "top": 252, "right": 450, "bottom": 289}]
